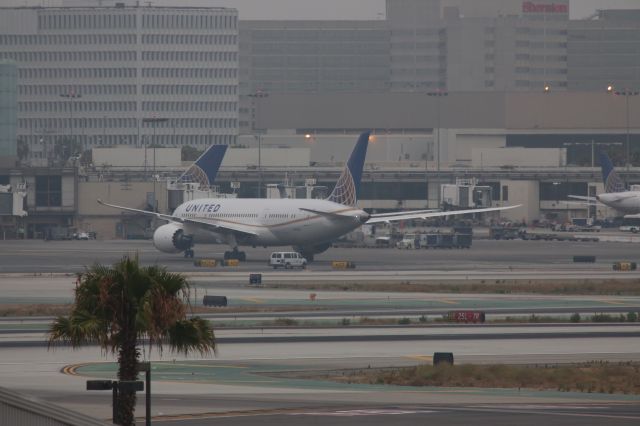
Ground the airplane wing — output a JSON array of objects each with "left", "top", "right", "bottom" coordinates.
[
  {"left": 98, "top": 199, "right": 178, "bottom": 222},
  {"left": 568, "top": 195, "right": 597, "bottom": 202},
  {"left": 365, "top": 205, "right": 521, "bottom": 224},
  {"left": 369, "top": 209, "right": 437, "bottom": 219},
  {"left": 97, "top": 199, "right": 258, "bottom": 236}
]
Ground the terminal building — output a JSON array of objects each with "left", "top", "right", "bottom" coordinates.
[{"left": 1, "top": 0, "right": 640, "bottom": 239}]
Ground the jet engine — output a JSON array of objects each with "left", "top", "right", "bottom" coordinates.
[
  {"left": 293, "top": 242, "right": 332, "bottom": 262},
  {"left": 152, "top": 223, "right": 193, "bottom": 253}
]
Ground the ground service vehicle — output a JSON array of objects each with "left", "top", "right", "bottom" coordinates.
[
  {"left": 269, "top": 252, "right": 307, "bottom": 269},
  {"left": 489, "top": 226, "right": 519, "bottom": 240},
  {"left": 397, "top": 234, "right": 420, "bottom": 249},
  {"left": 420, "top": 232, "right": 471, "bottom": 249}
]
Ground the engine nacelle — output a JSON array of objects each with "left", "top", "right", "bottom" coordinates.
[
  {"left": 153, "top": 223, "right": 193, "bottom": 254},
  {"left": 294, "top": 242, "right": 332, "bottom": 262}
]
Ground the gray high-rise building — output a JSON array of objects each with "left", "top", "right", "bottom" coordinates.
[
  {"left": 387, "top": 0, "right": 569, "bottom": 92},
  {"left": 0, "top": 60, "right": 17, "bottom": 168},
  {"left": 568, "top": 9, "right": 640, "bottom": 91},
  {"left": 238, "top": 20, "right": 389, "bottom": 133},
  {"left": 0, "top": 4, "right": 239, "bottom": 161}
]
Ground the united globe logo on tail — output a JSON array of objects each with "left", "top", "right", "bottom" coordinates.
[
  {"left": 326, "top": 132, "right": 370, "bottom": 207},
  {"left": 598, "top": 151, "right": 626, "bottom": 193},
  {"left": 177, "top": 145, "right": 228, "bottom": 189},
  {"left": 327, "top": 167, "right": 357, "bottom": 206},
  {"left": 605, "top": 170, "right": 626, "bottom": 194}
]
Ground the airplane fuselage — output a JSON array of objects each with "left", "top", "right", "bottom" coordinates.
[
  {"left": 597, "top": 191, "right": 640, "bottom": 214},
  {"left": 173, "top": 198, "right": 368, "bottom": 247}
]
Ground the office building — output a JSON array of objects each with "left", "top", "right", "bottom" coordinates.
[
  {"left": 0, "top": 60, "right": 17, "bottom": 167},
  {"left": 568, "top": 9, "right": 640, "bottom": 91},
  {"left": 0, "top": 3, "right": 239, "bottom": 161}
]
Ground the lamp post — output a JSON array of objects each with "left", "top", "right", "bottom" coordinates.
[
  {"left": 142, "top": 117, "right": 168, "bottom": 212},
  {"left": 427, "top": 90, "right": 448, "bottom": 207},
  {"left": 427, "top": 91, "right": 448, "bottom": 173},
  {"left": 60, "top": 91, "right": 82, "bottom": 157},
  {"left": 255, "top": 134, "right": 262, "bottom": 197},
  {"left": 608, "top": 85, "right": 639, "bottom": 170},
  {"left": 248, "top": 91, "right": 269, "bottom": 197},
  {"left": 552, "top": 181, "right": 560, "bottom": 208}
]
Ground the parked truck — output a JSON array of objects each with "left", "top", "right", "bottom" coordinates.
[{"left": 397, "top": 234, "right": 420, "bottom": 249}]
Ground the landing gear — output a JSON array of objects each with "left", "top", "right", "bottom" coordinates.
[
  {"left": 184, "top": 248, "right": 194, "bottom": 258},
  {"left": 224, "top": 249, "right": 246, "bottom": 261}
]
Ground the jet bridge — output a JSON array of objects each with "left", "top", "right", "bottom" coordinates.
[{"left": 440, "top": 178, "right": 492, "bottom": 209}]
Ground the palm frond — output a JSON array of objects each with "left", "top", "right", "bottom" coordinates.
[
  {"left": 48, "top": 310, "right": 109, "bottom": 349},
  {"left": 167, "top": 317, "right": 216, "bottom": 356}
]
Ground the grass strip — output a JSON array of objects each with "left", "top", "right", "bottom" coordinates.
[
  {"left": 267, "top": 279, "right": 640, "bottom": 295},
  {"left": 326, "top": 362, "right": 640, "bottom": 395}
]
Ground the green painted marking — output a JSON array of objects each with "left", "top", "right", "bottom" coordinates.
[{"left": 71, "top": 361, "right": 640, "bottom": 401}]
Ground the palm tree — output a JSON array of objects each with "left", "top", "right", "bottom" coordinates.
[{"left": 48, "top": 256, "right": 216, "bottom": 426}]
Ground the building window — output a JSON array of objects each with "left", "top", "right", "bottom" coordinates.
[{"left": 35, "top": 176, "right": 62, "bottom": 207}]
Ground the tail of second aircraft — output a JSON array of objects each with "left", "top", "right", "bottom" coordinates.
[
  {"left": 177, "top": 145, "right": 228, "bottom": 188},
  {"left": 598, "top": 150, "right": 626, "bottom": 193},
  {"left": 326, "top": 131, "right": 370, "bottom": 206}
]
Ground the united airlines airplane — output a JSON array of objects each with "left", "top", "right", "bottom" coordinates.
[
  {"left": 99, "top": 132, "right": 518, "bottom": 260},
  {"left": 569, "top": 151, "right": 640, "bottom": 216}
]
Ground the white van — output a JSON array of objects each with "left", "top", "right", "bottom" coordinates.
[{"left": 269, "top": 252, "right": 307, "bottom": 269}]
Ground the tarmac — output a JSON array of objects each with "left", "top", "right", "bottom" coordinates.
[{"left": 1, "top": 238, "right": 640, "bottom": 425}]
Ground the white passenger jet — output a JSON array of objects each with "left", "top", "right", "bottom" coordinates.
[
  {"left": 99, "top": 132, "right": 518, "bottom": 260},
  {"left": 569, "top": 151, "right": 640, "bottom": 216}
]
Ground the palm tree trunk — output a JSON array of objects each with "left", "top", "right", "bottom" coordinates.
[{"left": 116, "top": 305, "right": 139, "bottom": 426}]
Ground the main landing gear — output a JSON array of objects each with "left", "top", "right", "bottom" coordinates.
[
  {"left": 184, "top": 248, "right": 195, "bottom": 258},
  {"left": 224, "top": 249, "right": 246, "bottom": 261}
]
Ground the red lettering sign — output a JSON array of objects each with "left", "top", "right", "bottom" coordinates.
[{"left": 522, "top": 1, "right": 568, "bottom": 14}]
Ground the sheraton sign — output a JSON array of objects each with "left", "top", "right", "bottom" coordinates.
[{"left": 522, "top": 2, "right": 568, "bottom": 13}]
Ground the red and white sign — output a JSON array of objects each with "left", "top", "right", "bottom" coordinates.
[{"left": 522, "top": 2, "right": 568, "bottom": 14}]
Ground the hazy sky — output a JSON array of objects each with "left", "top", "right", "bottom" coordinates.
[{"left": 6, "top": 0, "right": 640, "bottom": 20}]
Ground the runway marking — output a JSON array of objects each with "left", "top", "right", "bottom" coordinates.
[
  {"left": 165, "top": 363, "right": 247, "bottom": 369},
  {"left": 452, "top": 406, "right": 640, "bottom": 421},
  {"left": 238, "top": 297, "right": 265, "bottom": 304},
  {"left": 436, "top": 299, "right": 458, "bottom": 305},
  {"left": 405, "top": 355, "right": 433, "bottom": 363},
  {"left": 289, "top": 409, "right": 437, "bottom": 416},
  {"left": 598, "top": 299, "right": 629, "bottom": 305},
  {"left": 62, "top": 363, "right": 90, "bottom": 376}
]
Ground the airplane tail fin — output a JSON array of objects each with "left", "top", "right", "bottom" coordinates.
[
  {"left": 177, "top": 145, "right": 228, "bottom": 189},
  {"left": 598, "top": 150, "right": 625, "bottom": 193},
  {"left": 326, "top": 131, "right": 370, "bottom": 206}
]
